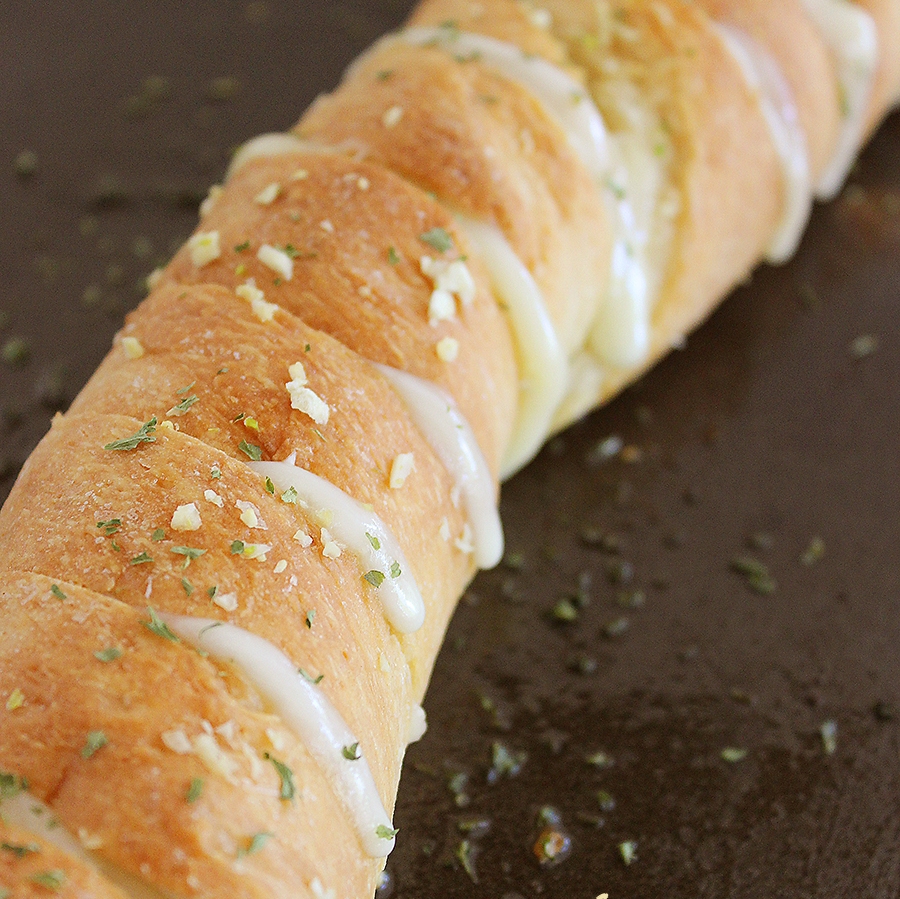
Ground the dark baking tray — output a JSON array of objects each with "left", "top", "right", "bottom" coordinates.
[{"left": 2, "top": 2, "right": 898, "bottom": 896}]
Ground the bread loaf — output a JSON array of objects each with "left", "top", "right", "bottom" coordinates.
[{"left": 1, "top": 1, "right": 897, "bottom": 896}]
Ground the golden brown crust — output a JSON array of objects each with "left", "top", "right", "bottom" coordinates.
[
  {"left": 691, "top": 0, "right": 843, "bottom": 180},
  {"left": 296, "top": 41, "right": 612, "bottom": 353},
  {"left": 69, "top": 282, "right": 475, "bottom": 694},
  {"left": 0, "top": 820, "right": 128, "bottom": 899},
  {"left": 157, "top": 151, "right": 517, "bottom": 475},
  {"left": 0, "top": 571, "right": 375, "bottom": 898},
  {"left": 858, "top": 0, "right": 900, "bottom": 135}
]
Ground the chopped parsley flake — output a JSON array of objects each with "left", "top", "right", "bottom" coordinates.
[
  {"left": 366, "top": 532, "right": 381, "bottom": 551},
  {"left": 231, "top": 540, "right": 245, "bottom": 554},
  {"left": 142, "top": 607, "right": 180, "bottom": 642},
  {"left": 0, "top": 772, "right": 29, "bottom": 799},
  {"left": 94, "top": 647, "right": 122, "bottom": 663},
  {"left": 238, "top": 832, "right": 273, "bottom": 857},
  {"left": 96, "top": 518, "right": 122, "bottom": 535},
  {"left": 50, "top": 584, "right": 67, "bottom": 600},
  {"left": 207, "top": 585, "right": 218, "bottom": 598},
  {"left": 186, "top": 777, "right": 204, "bottom": 803},
  {"left": 210, "top": 466, "right": 222, "bottom": 480},
  {"left": 376, "top": 825, "right": 399, "bottom": 840},
  {"left": 364, "top": 570, "right": 385, "bottom": 588},
  {"left": 419, "top": 227, "right": 453, "bottom": 253},
  {"left": 151, "top": 528, "right": 166, "bottom": 542},
  {"left": 1, "top": 841, "right": 39, "bottom": 857},
  {"left": 181, "top": 577, "right": 194, "bottom": 596},
  {"left": 342, "top": 743, "right": 361, "bottom": 761},
  {"left": 234, "top": 241, "right": 250, "bottom": 253},
  {"left": 721, "top": 747, "right": 748, "bottom": 764},
  {"left": 390, "top": 561, "right": 402, "bottom": 579},
  {"left": 81, "top": 731, "right": 108, "bottom": 759},
  {"left": 238, "top": 440, "right": 262, "bottom": 461},
  {"left": 167, "top": 395, "right": 199, "bottom": 417},
  {"left": 30, "top": 871, "right": 66, "bottom": 891},
  {"left": 298, "top": 668, "right": 324, "bottom": 684},
  {"left": 103, "top": 417, "right": 158, "bottom": 451},
  {"left": 130, "top": 552, "right": 154, "bottom": 565},
  {"left": 305, "top": 609, "right": 316, "bottom": 629},
  {"left": 176, "top": 382, "right": 196, "bottom": 395},
  {"left": 264, "top": 753, "right": 296, "bottom": 800},
  {"left": 730, "top": 556, "right": 776, "bottom": 595},
  {"left": 281, "top": 486, "right": 298, "bottom": 504},
  {"left": 265, "top": 477, "right": 275, "bottom": 495},
  {"left": 387, "top": 246, "right": 401, "bottom": 265},
  {"left": 619, "top": 841, "right": 638, "bottom": 866},
  {"left": 171, "top": 546, "right": 206, "bottom": 566}
]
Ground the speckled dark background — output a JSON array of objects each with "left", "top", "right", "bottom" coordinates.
[{"left": 2, "top": 3, "right": 899, "bottom": 897}]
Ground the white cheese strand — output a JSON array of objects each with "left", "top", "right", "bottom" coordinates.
[
  {"left": 160, "top": 615, "right": 397, "bottom": 859},
  {"left": 226, "top": 132, "right": 311, "bottom": 180},
  {"left": 394, "top": 26, "right": 609, "bottom": 179},
  {"left": 374, "top": 364, "right": 503, "bottom": 568},
  {"left": 456, "top": 216, "right": 568, "bottom": 479},
  {"left": 713, "top": 23, "right": 813, "bottom": 263},
  {"left": 248, "top": 461, "right": 426, "bottom": 634},
  {"left": 800, "top": 0, "right": 879, "bottom": 199}
]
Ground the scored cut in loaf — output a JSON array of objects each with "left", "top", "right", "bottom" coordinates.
[{"left": 1, "top": 1, "right": 898, "bottom": 896}]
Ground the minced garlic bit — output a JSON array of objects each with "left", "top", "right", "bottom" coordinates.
[
  {"left": 171, "top": 503, "right": 202, "bottom": 532},
  {"left": 274, "top": 559, "right": 287, "bottom": 574},
  {"left": 188, "top": 231, "right": 222, "bottom": 267},
  {"left": 193, "top": 732, "right": 239, "bottom": 780},
  {"left": 161, "top": 729, "right": 193, "bottom": 754},
  {"left": 421, "top": 256, "right": 475, "bottom": 325},
  {"left": 214, "top": 591, "right": 239, "bottom": 612},
  {"left": 389, "top": 453, "right": 415, "bottom": 489},
  {"left": 6, "top": 688, "right": 24, "bottom": 711},
  {"left": 439, "top": 517, "right": 452, "bottom": 542},
  {"left": 320, "top": 528, "right": 342, "bottom": 559},
  {"left": 254, "top": 182, "right": 282, "bottom": 205},
  {"left": 236, "top": 500, "right": 266, "bottom": 529},
  {"left": 236, "top": 278, "right": 278, "bottom": 323},
  {"left": 122, "top": 336, "right": 145, "bottom": 359},
  {"left": 291, "top": 168, "right": 309, "bottom": 181},
  {"left": 204, "top": 489, "right": 224, "bottom": 508},
  {"left": 241, "top": 543, "right": 272, "bottom": 561},
  {"left": 455, "top": 523, "right": 475, "bottom": 555},
  {"left": 293, "top": 528, "right": 313, "bottom": 547},
  {"left": 309, "top": 878, "right": 337, "bottom": 899},
  {"left": 199, "top": 184, "right": 224, "bottom": 217},
  {"left": 78, "top": 828, "right": 104, "bottom": 851},
  {"left": 436, "top": 336, "right": 459, "bottom": 362},
  {"left": 382, "top": 105, "right": 404, "bottom": 128},
  {"left": 257, "top": 244, "right": 294, "bottom": 280},
  {"left": 357, "top": 176, "right": 370, "bottom": 190},
  {"left": 286, "top": 362, "right": 330, "bottom": 425},
  {"left": 146, "top": 267, "right": 164, "bottom": 292},
  {"left": 320, "top": 219, "right": 334, "bottom": 233}
]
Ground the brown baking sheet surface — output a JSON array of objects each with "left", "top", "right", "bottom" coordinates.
[{"left": 2, "top": 3, "right": 899, "bottom": 896}]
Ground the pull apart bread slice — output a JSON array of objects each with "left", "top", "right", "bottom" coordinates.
[{"left": 1, "top": 1, "right": 899, "bottom": 896}]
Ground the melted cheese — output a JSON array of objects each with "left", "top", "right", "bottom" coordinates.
[
  {"left": 161, "top": 615, "right": 397, "bottom": 859},
  {"left": 375, "top": 364, "right": 503, "bottom": 567},
  {"left": 456, "top": 216, "right": 568, "bottom": 478},
  {"left": 800, "top": 0, "right": 879, "bottom": 198},
  {"left": 249, "top": 460, "right": 426, "bottom": 634},
  {"left": 714, "top": 23, "right": 813, "bottom": 263},
  {"left": 588, "top": 128, "right": 673, "bottom": 369},
  {"left": 226, "top": 132, "right": 311, "bottom": 180},
  {"left": 395, "top": 26, "right": 609, "bottom": 179}
]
